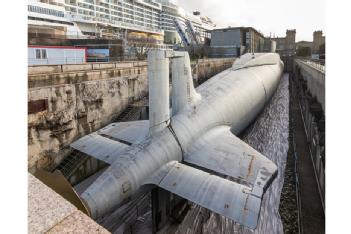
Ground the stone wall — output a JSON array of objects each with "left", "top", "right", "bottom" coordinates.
[
  {"left": 28, "top": 62, "right": 148, "bottom": 170},
  {"left": 28, "top": 58, "right": 234, "bottom": 170}
]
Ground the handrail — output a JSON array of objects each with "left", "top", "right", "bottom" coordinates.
[{"left": 296, "top": 59, "right": 325, "bottom": 73}]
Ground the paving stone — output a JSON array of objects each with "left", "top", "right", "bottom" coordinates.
[
  {"left": 46, "top": 210, "right": 110, "bottom": 234},
  {"left": 28, "top": 173, "right": 76, "bottom": 234},
  {"left": 28, "top": 173, "right": 110, "bottom": 233}
]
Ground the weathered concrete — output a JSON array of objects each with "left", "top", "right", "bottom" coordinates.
[
  {"left": 174, "top": 74, "right": 289, "bottom": 234},
  {"left": 193, "top": 58, "right": 234, "bottom": 84},
  {"left": 28, "top": 61, "right": 145, "bottom": 76},
  {"left": 28, "top": 58, "right": 233, "bottom": 171},
  {"left": 28, "top": 62, "right": 146, "bottom": 89},
  {"left": 294, "top": 59, "right": 325, "bottom": 111},
  {"left": 28, "top": 63, "right": 148, "bottom": 170}
]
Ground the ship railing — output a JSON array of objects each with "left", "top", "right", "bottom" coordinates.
[{"left": 70, "top": 14, "right": 163, "bottom": 34}]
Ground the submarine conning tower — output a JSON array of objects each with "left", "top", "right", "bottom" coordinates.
[{"left": 148, "top": 50, "right": 201, "bottom": 136}]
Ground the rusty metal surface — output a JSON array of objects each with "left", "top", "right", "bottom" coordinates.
[
  {"left": 184, "top": 125, "right": 277, "bottom": 187},
  {"left": 115, "top": 73, "right": 290, "bottom": 234},
  {"left": 146, "top": 161, "right": 262, "bottom": 229},
  {"left": 175, "top": 74, "right": 289, "bottom": 234},
  {"left": 78, "top": 52, "right": 283, "bottom": 229}
]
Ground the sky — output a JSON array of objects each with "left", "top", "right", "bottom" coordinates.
[{"left": 173, "top": 0, "right": 325, "bottom": 42}]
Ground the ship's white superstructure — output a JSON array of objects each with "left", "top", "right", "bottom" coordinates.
[
  {"left": 28, "top": 0, "right": 84, "bottom": 38},
  {"left": 157, "top": 0, "right": 215, "bottom": 44},
  {"left": 28, "top": 0, "right": 215, "bottom": 44}
]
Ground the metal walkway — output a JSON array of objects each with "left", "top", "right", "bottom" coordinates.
[
  {"left": 115, "top": 99, "right": 148, "bottom": 122},
  {"left": 291, "top": 75, "right": 325, "bottom": 234},
  {"left": 55, "top": 150, "right": 89, "bottom": 178}
]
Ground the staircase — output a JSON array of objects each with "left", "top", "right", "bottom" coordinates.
[
  {"left": 185, "top": 20, "right": 199, "bottom": 45},
  {"left": 55, "top": 150, "right": 89, "bottom": 178},
  {"left": 173, "top": 19, "right": 190, "bottom": 46},
  {"left": 115, "top": 104, "right": 146, "bottom": 122}
]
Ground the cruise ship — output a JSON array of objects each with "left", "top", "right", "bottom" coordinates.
[
  {"left": 28, "top": 0, "right": 216, "bottom": 45},
  {"left": 157, "top": 0, "right": 216, "bottom": 44}
]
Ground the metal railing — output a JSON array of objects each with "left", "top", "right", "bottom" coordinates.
[
  {"left": 28, "top": 31, "right": 124, "bottom": 40},
  {"left": 70, "top": 14, "right": 164, "bottom": 34},
  {"left": 297, "top": 58, "right": 325, "bottom": 73}
]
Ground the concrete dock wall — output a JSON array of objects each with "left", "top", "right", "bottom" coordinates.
[
  {"left": 28, "top": 58, "right": 234, "bottom": 170},
  {"left": 294, "top": 59, "right": 325, "bottom": 111},
  {"left": 193, "top": 58, "right": 234, "bottom": 85},
  {"left": 28, "top": 62, "right": 148, "bottom": 170}
]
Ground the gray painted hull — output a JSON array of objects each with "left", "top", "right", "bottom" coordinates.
[{"left": 80, "top": 52, "right": 284, "bottom": 229}]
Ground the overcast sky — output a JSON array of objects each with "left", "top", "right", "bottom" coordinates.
[{"left": 174, "top": 0, "right": 325, "bottom": 41}]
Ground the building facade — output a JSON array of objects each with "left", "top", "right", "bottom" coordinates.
[
  {"left": 210, "top": 27, "right": 265, "bottom": 57},
  {"left": 272, "top": 29, "right": 296, "bottom": 56},
  {"left": 312, "top": 30, "right": 325, "bottom": 59},
  {"left": 28, "top": 45, "right": 87, "bottom": 65},
  {"left": 285, "top": 29, "right": 296, "bottom": 52}
]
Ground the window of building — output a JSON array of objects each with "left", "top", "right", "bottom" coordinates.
[
  {"left": 35, "top": 49, "right": 47, "bottom": 59},
  {"left": 35, "top": 49, "right": 41, "bottom": 59},
  {"left": 41, "top": 49, "right": 47, "bottom": 59}
]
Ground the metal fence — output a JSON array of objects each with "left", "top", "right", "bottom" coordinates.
[{"left": 86, "top": 56, "right": 138, "bottom": 63}]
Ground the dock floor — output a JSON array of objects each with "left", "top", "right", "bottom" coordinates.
[{"left": 291, "top": 75, "right": 325, "bottom": 234}]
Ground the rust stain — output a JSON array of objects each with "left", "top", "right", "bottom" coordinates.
[
  {"left": 246, "top": 154, "right": 256, "bottom": 180},
  {"left": 122, "top": 181, "right": 131, "bottom": 193},
  {"left": 242, "top": 194, "right": 250, "bottom": 220}
]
